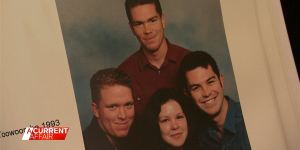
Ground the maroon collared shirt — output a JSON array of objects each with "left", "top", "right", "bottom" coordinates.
[{"left": 119, "top": 41, "right": 189, "bottom": 115}]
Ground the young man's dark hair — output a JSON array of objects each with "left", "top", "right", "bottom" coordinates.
[
  {"left": 179, "top": 51, "right": 220, "bottom": 91},
  {"left": 125, "top": 0, "right": 162, "bottom": 22},
  {"left": 90, "top": 68, "right": 132, "bottom": 103}
]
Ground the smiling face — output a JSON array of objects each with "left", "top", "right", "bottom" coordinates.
[
  {"left": 158, "top": 99, "right": 188, "bottom": 148},
  {"left": 185, "top": 65, "right": 226, "bottom": 117},
  {"left": 92, "top": 84, "right": 134, "bottom": 138},
  {"left": 129, "top": 3, "right": 166, "bottom": 53}
]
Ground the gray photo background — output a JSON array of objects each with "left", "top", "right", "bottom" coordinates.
[{"left": 55, "top": 0, "right": 239, "bottom": 129}]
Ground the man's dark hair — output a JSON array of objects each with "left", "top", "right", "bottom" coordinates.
[
  {"left": 179, "top": 51, "right": 220, "bottom": 91},
  {"left": 90, "top": 68, "right": 132, "bottom": 103},
  {"left": 125, "top": 0, "right": 162, "bottom": 22}
]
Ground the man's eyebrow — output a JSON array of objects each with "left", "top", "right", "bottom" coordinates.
[
  {"left": 124, "top": 101, "right": 134, "bottom": 105},
  {"left": 189, "top": 83, "right": 200, "bottom": 87},
  {"left": 131, "top": 19, "right": 142, "bottom": 23},
  {"left": 189, "top": 76, "right": 215, "bottom": 86},
  {"left": 132, "top": 15, "right": 159, "bottom": 23},
  {"left": 105, "top": 103, "right": 119, "bottom": 107},
  {"left": 148, "top": 16, "right": 159, "bottom": 21},
  {"left": 207, "top": 76, "right": 216, "bottom": 81}
]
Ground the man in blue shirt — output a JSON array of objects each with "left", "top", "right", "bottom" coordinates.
[{"left": 179, "top": 51, "right": 251, "bottom": 150}]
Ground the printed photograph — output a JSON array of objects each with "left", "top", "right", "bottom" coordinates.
[{"left": 56, "top": 0, "right": 251, "bottom": 149}]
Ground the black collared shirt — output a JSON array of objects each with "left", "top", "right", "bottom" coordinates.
[{"left": 83, "top": 117, "right": 116, "bottom": 150}]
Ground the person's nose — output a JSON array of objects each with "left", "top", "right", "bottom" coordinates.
[
  {"left": 170, "top": 119, "right": 179, "bottom": 130},
  {"left": 117, "top": 107, "right": 127, "bottom": 120},
  {"left": 143, "top": 23, "right": 152, "bottom": 34},
  {"left": 201, "top": 85, "right": 212, "bottom": 98}
]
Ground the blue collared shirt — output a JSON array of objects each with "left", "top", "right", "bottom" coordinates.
[{"left": 199, "top": 97, "right": 251, "bottom": 150}]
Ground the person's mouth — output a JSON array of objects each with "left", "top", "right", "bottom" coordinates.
[
  {"left": 201, "top": 96, "right": 217, "bottom": 104},
  {"left": 115, "top": 122, "right": 129, "bottom": 130},
  {"left": 170, "top": 132, "right": 183, "bottom": 139},
  {"left": 144, "top": 36, "right": 156, "bottom": 42},
  {"left": 115, "top": 121, "right": 128, "bottom": 125}
]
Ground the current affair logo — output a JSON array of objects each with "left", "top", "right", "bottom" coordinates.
[{"left": 22, "top": 127, "right": 69, "bottom": 140}]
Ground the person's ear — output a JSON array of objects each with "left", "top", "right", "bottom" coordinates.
[
  {"left": 183, "top": 88, "right": 190, "bottom": 97},
  {"left": 91, "top": 102, "right": 100, "bottom": 118},
  {"left": 219, "top": 74, "right": 224, "bottom": 88},
  {"left": 128, "top": 22, "right": 136, "bottom": 36},
  {"left": 161, "top": 15, "right": 166, "bottom": 29}
]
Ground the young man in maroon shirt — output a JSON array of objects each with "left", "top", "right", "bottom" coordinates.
[{"left": 119, "top": 0, "right": 189, "bottom": 115}]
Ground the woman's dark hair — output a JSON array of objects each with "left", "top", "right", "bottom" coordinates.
[{"left": 141, "top": 88, "right": 207, "bottom": 149}]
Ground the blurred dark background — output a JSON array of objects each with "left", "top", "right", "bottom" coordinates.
[{"left": 281, "top": 0, "right": 300, "bottom": 78}]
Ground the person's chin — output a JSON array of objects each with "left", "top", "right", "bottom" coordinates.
[
  {"left": 144, "top": 45, "right": 160, "bottom": 52},
  {"left": 168, "top": 135, "right": 185, "bottom": 147},
  {"left": 115, "top": 131, "right": 129, "bottom": 138},
  {"left": 141, "top": 39, "right": 158, "bottom": 49},
  {"left": 205, "top": 106, "right": 221, "bottom": 117},
  {"left": 168, "top": 141, "right": 184, "bottom": 149}
]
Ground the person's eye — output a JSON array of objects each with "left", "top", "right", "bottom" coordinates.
[
  {"left": 177, "top": 114, "right": 185, "bottom": 119},
  {"left": 207, "top": 79, "right": 216, "bottom": 85},
  {"left": 107, "top": 105, "right": 118, "bottom": 110},
  {"left": 190, "top": 85, "right": 199, "bottom": 92},
  {"left": 159, "top": 118, "right": 169, "bottom": 123},
  {"left": 149, "top": 18, "right": 158, "bottom": 23},
  {"left": 132, "top": 22, "right": 142, "bottom": 27},
  {"left": 125, "top": 102, "right": 134, "bottom": 109}
]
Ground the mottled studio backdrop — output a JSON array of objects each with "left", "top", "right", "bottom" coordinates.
[{"left": 55, "top": 0, "right": 239, "bottom": 129}]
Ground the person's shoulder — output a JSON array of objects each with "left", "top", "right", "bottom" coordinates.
[
  {"left": 227, "top": 96, "right": 241, "bottom": 109},
  {"left": 82, "top": 123, "right": 96, "bottom": 150},
  {"left": 83, "top": 120, "right": 115, "bottom": 150},
  {"left": 83, "top": 122, "right": 93, "bottom": 138},
  {"left": 82, "top": 120, "right": 98, "bottom": 143},
  {"left": 118, "top": 50, "right": 141, "bottom": 72},
  {"left": 167, "top": 41, "right": 190, "bottom": 63},
  {"left": 227, "top": 96, "right": 246, "bottom": 122},
  {"left": 169, "top": 41, "right": 190, "bottom": 54},
  {"left": 227, "top": 98, "right": 252, "bottom": 149}
]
